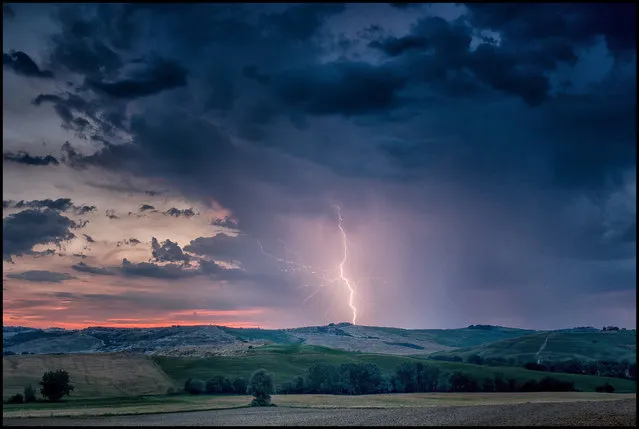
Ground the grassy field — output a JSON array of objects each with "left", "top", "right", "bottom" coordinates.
[
  {"left": 428, "top": 330, "right": 637, "bottom": 363},
  {"left": 2, "top": 353, "right": 175, "bottom": 401},
  {"left": 4, "top": 392, "right": 634, "bottom": 419},
  {"left": 153, "top": 344, "right": 637, "bottom": 393}
]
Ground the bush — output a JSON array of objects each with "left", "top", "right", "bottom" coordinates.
[
  {"left": 185, "top": 378, "right": 206, "bottom": 394},
  {"left": 5, "top": 393, "right": 24, "bottom": 404},
  {"left": 23, "top": 384, "right": 37, "bottom": 403},
  {"left": 40, "top": 370, "right": 74, "bottom": 402},
  {"left": 596, "top": 383, "right": 616, "bottom": 393},
  {"left": 248, "top": 369, "right": 274, "bottom": 406}
]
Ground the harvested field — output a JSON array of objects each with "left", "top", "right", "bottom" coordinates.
[
  {"left": 2, "top": 353, "right": 175, "bottom": 401},
  {"left": 4, "top": 398, "right": 636, "bottom": 426},
  {"left": 3, "top": 392, "right": 634, "bottom": 419}
]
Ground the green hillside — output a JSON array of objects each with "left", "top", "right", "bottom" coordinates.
[
  {"left": 428, "top": 330, "right": 637, "bottom": 363},
  {"left": 153, "top": 344, "right": 636, "bottom": 393}
]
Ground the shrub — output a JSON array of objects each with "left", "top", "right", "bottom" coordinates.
[
  {"left": 5, "top": 393, "right": 24, "bottom": 404},
  {"left": 595, "top": 383, "right": 616, "bottom": 393},
  {"left": 185, "top": 378, "right": 206, "bottom": 394},
  {"left": 40, "top": 370, "right": 74, "bottom": 402},
  {"left": 23, "top": 384, "right": 37, "bottom": 403},
  {"left": 248, "top": 369, "right": 274, "bottom": 406}
]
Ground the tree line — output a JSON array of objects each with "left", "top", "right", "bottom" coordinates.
[
  {"left": 183, "top": 361, "right": 587, "bottom": 396},
  {"left": 429, "top": 354, "right": 636, "bottom": 381}
]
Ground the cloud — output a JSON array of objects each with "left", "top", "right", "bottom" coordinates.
[
  {"left": 151, "top": 237, "right": 190, "bottom": 263},
  {"left": 105, "top": 209, "right": 120, "bottom": 219},
  {"left": 2, "top": 50, "right": 54, "bottom": 78},
  {"left": 212, "top": 216, "right": 238, "bottom": 229},
  {"left": 7, "top": 270, "right": 74, "bottom": 283},
  {"left": 3, "top": 209, "right": 77, "bottom": 261},
  {"left": 3, "top": 4, "right": 15, "bottom": 19},
  {"left": 82, "top": 234, "right": 95, "bottom": 243},
  {"left": 4, "top": 198, "right": 73, "bottom": 211},
  {"left": 184, "top": 233, "right": 253, "bottom": 263},
  {"left": 116, "top": 238, "right": 141, "bottom": 247},
  {"left": 71, "top": 262, "right": 114, "bottom": 276},
  {"left": 86, "top": 58, "right": 188, "bottom": 99},
  {"left": 121, "top": 258, "right": 198, "bottom": 279},
  {"left": 163, "top": 207, "right": 197, "bottom": 218},
  {"left": 74, "top": 205, "right": 97, "bottom": 215},
  {"left": 139, "top": 204, "right": 155, "bottom": 212},
  {"left": 3, "top": 152, "right": 60, "bottom": 166}
]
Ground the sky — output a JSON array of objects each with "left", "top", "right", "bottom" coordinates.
[{"left": 2, "top": 3, "right": 636, "bottom": 331}]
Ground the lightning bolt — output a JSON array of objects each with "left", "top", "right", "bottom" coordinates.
[
  {"left": 256, "top": 205, "right": 382, "bottom": 325},
  {"left": 335, "top": 205, "right": 357, "bottom": 325}
]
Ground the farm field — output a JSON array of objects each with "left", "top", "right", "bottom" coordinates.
[
  {"left": 3, "top": 396, "right": 636, "bottom": 426},
  {"left": 3, "top": 392, "right": 635, "bottom": 419},
  {"left": 154, "top": 344, "right": 637, "bottom": 393},
  {"left": 2, "top": 353, "right": 174, "bottom": 401}
]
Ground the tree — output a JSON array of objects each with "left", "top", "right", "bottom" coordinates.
[
  {"left": 232, "top": 377, "right": 247, "bottom": 395},
  {"left": 448, "top": 372, "right": 479, "bottom": 392},
  {"left": 24, "top": 384, "right": 37, "bottom": 403},
  {"left": 40, "top": 370, "right": 74, "bottom": 402},
  {"left": 338, "top": 363, "right": 383, "bottom": 395},
  {"left": 466, "top": 354, "right": 484, "bottom": 365},
  {"left": 248, "top": 368, "right": 274, "bottom": 406},
  {"left": 185, "top": 378, "right": 206, "bottom": 394},
  {"left": 5, "top": 393, "right": 24, "bottom": 404},
  {"left": 596, "top": 383, "right": 615, "bottom": 393}
]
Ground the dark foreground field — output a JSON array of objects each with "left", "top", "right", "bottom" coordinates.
[{"left": 4, "top": 398, "right": 635, "bottom": 426}]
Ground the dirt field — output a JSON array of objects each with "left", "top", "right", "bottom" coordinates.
[
  {"left": 2, "top": 353, "right": 175, "bottom": 400},
  {"left": 4, "top": 398, "right": 635, "bottom": 426}
]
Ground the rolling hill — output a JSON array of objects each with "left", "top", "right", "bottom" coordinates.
[
  {"left": 427, "top": 329, "right": 637, "bottom": 364},
  {"left": 2, "top": 323, "right": 536, "bottom": 356}
]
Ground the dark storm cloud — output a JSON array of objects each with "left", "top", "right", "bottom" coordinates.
[
  {"left": 121, "top": 258, "right": 198, "bottom": 279},
  {"left": 3, "top": 50, "right": 54, "bottom": 78},
  {"left": 32, "top": 93, "right": 127, "bottom": 141},
  {"left": 163, "top": 207, "right": 197, "bottom": 218},
  {"left": 151, "top": 237, "right": 190, "bottom": 264},
  {"left": 465, "top": 3, "right": 636, "bottom": 58},
  {"left": 4, "top": 198, "right": 73, "bottom": 211},
  {"left": 139, "top": 204, "right": 155, "bottom": 212},
  {"left": 3, "top": 4, "right": 15, "bottom": 19},
  {"left": 183, "top": 233, "right": 247, "bottom": 262},
  {"left": 86, "top": 58, "right": 188, "bottom": 99},
  {"left": 245, "top": 61, "right": 407, "bottom": 115},
  {"left": 9, "top": 4, "right": 634, "bottom": 328},
  {"left": 7, "top": 270, "right": 74, "bottom": 283},
  {"left": 71, "top": 262, "right": 114, "bottom": 276},
  {"left": 3, "top": 151, "right": 60, "bottom": 166},
  {"left": 3, "top": 209, "right": 76, "bottom": 261}
]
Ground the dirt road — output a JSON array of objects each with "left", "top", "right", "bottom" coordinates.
[{"left": 4, "top": 399, "right": 636, "bottom": 426}]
